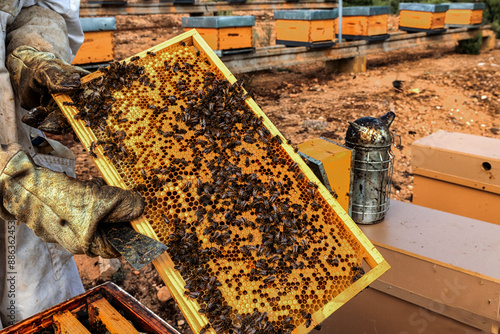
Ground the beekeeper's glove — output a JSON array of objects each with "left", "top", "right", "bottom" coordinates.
[
  {"left": 7, "top": 46, "right": 89, "bottom": 134},
  {"left": 0, "top": 144, "right": 145, "bottom": 258}
]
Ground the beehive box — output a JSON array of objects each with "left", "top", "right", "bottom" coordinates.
[
  {"left": 274, "top": 10, "right": 337, "bottom": 48},
  {"left": 399, "top": 3, "right": 449, "bottom": 32},
  {"left": 335, "top": 6, "right": 390, "bottom": 41},
  {"left": 72, "top": 17, "right": 116, "bottom": 66},
  {"left": 54, "top": 29, "right": 389, "bottom": 334},
  {"left": 297, "top": 138, "right": 352, "bottom": 215},
  {"left": 182, "top": 16, "right": 255, "bottom": 56},
  {"left": 412, "top": 131, "right": 500, "bottom": 225},
  {"left": 0, "top": 282, "right": 178, "bottom": 334},
  {"left": 444, "top": 3, "right": 485, "bottom": 27}
]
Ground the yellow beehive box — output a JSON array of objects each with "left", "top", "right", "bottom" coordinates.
[
  {"left": 182, "top": 16, "right": 254, "bottom": 55},
  {"left": 399, "top": 3, "right": 449, "bottom": 32},
  {"left": 54, "top": 29, "right": 389, "bottom": 334},
  {"left": 297, "top": 138, "right": 352, "bottom": 214},
  {"left": 275, "top": 10, "right": 337, "bottom": 47},
  {"left": 444, "top": 3, "right": 485, "bottom": 26},
  {"left": 338, "top": 7, "right": 390, "bottom": 40},
  {"left": 72, "top": 17, "right": 116, "bottom": 66}
]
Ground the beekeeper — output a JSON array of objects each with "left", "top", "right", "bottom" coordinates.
[{"left": 0, "top": 0, "right": 144, "bottom": 328}]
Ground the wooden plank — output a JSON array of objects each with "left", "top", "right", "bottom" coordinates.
[
  {"left": 72, "top": 31, "right": 114, "bottom": 65},
  {"left": 79, "top": 0, "right": 337, "bottom": 16},
  {"left": 53, "top": 310, "right": 91, "bottom": 334},
  {"left": 218, "top": 26, "right": 253, "bottom": 50},
  {"left": 89, "top": 297, "right": 140, "bottom": 334}
]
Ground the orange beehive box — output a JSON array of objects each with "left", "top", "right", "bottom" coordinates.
[
  {"left": 336, "top": 6, "right": 390, "bottom": 41},
  {"left": 72, "top": 17, "right": 116, "bottom": 66},
  {"left": 182, "top": 16, "right": 254, "bottom": 56},
  {"left": 444, "top": 3, "right": 485, "bottom": 27},
  {"left": 399, "top": 3, "right": 449, "bottom": 32},
  {"left": 412, "top": 131, "right": 500, "bottom": 225},
  {"left": 275, "top": 10, "right": 337, "bottom": 48},
  {"left": 54, "top": 29, "right": 389, "bottom": 334}
]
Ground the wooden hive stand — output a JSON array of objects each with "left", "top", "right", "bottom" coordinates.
[{"left": 399, "top": 3, "right": 449, "bottom": 34}]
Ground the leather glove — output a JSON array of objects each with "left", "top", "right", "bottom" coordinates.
[
  {"left": 0, "top": 144, "right": 145, "bottom": 258},
  {"left": 7, "top": 46, "right": 90, "bottom": 135}
]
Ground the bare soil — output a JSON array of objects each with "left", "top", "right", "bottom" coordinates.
[{"left": 68, "top": 14, "right": 500, "bottom": 333}]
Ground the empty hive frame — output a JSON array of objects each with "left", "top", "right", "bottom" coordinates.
[{"left": 54, "top": 29, "right": 389, "bottom": 334}]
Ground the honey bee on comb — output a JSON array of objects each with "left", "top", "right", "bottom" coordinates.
[{"left": 54, "top": 32, "right": 388, "bottom": 334}]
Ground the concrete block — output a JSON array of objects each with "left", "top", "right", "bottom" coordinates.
[{"left": 325, "top": 55, "right": 367, "bottom": 74}]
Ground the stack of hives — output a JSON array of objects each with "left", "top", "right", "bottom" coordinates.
[{"left": 55, "top": 30, "right": 389, "bottom": 334}]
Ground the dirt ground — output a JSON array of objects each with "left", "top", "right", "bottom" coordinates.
[{"left": 69, "top": 13, "right": 500, "bottom": 333}]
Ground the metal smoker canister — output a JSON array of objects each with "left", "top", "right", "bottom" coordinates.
[{"left": 345, "top": 111, "right": 395, "bottom": 224}]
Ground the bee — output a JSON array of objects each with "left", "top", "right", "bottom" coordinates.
[
  {"left": 247, "top": 234, "right": 254, "bottom": 242},
  {"left": 179, "top": 41, "right": 185, "bottom": 46},
  {"left": 263, "top": 275, "right": 275, "bottom": 284},
  {"left": 118, "top": 118, "right": 128, "bottom": 123},
  {"left": 89, "top": 141, "right": 97, "bottom": 158},
  {"left": 140, "top": 169, "right": 147, "bottom": 180}
]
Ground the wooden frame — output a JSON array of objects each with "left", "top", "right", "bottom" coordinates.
[
  {"left": 0, "top": 282, "right": 178, "bottom": 334},
  {"left": 54, "top": 29, "right": 389, "bottom": 334}
]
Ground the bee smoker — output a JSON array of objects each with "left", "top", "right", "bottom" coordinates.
[{"left": 344, "top": 111, "right": 396, "bottom": 224}]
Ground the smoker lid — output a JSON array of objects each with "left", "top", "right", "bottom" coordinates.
[{"left": 345, "top": 111, "right": 395, "bottom": 148}]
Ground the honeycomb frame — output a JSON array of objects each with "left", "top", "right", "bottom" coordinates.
[{"left": 54, "top": 29, "right": 390, "bottom": 334}]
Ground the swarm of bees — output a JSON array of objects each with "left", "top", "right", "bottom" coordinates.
[{"left": 65, "top": 40, "right": 365, "bottom": 334}]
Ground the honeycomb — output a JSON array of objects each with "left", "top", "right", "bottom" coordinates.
[{"left": 55, "top": 30, "right": 388, "bottom": 334}]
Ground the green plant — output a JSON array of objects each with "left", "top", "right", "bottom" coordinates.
[{"left": 456, "top": 32, "right": 483, "bottom": 54}]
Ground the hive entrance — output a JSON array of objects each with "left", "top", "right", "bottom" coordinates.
[{"left": 56, "top": 30, "right": 388, "bottom": 334}]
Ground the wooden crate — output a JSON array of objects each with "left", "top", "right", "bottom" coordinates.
[
  {"left": 182, "top": 16, "right": 254, "bottom": 54},
  {"left": 399, "top": 3, "right": 449, "bottom": 32},
  {"left": 411, "top": 130, "right": 500, "bottom": 225},
  {"left": 275, "top": 10, "right": 337, "bottom": 47},
  {"left": 445, "top": 3, "right": 485, "bottom": 27},
  {"left": 54, "top": 29, "right": 389, "bottom": 334},
  {"left": 72, "top": 17, "right": 116, "bottom": 66},
  {"left": 0, "top": 282, "right": 178, "bottom": 334}
]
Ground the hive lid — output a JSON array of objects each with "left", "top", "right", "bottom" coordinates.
[
  {"left": 181, "top": 16, "right": 255, "bottom": 28},
  {"left": 79, "top": 17, "right": 117, "bottom": 32},
  {"left": 342, "top": 6, "right": 390, "bottom": 16},
  {"left": 274, "top": 9, "right": 338, "bottom": 20},
  {"left": 399, "top": 3, "right": 449, "bottom": 12},
  {"left": 443, "top": 2, "right": 486, "bottom": 10},
  {"left": 54, "top": 29, "right": 388, "bottom": 334},
  {"left": 412, "top": 130, "right": 500, "bottom": 194}
]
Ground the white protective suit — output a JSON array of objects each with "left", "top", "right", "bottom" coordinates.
[{"left": 0, "top": 0, "right": 85, "bottom": 327}]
